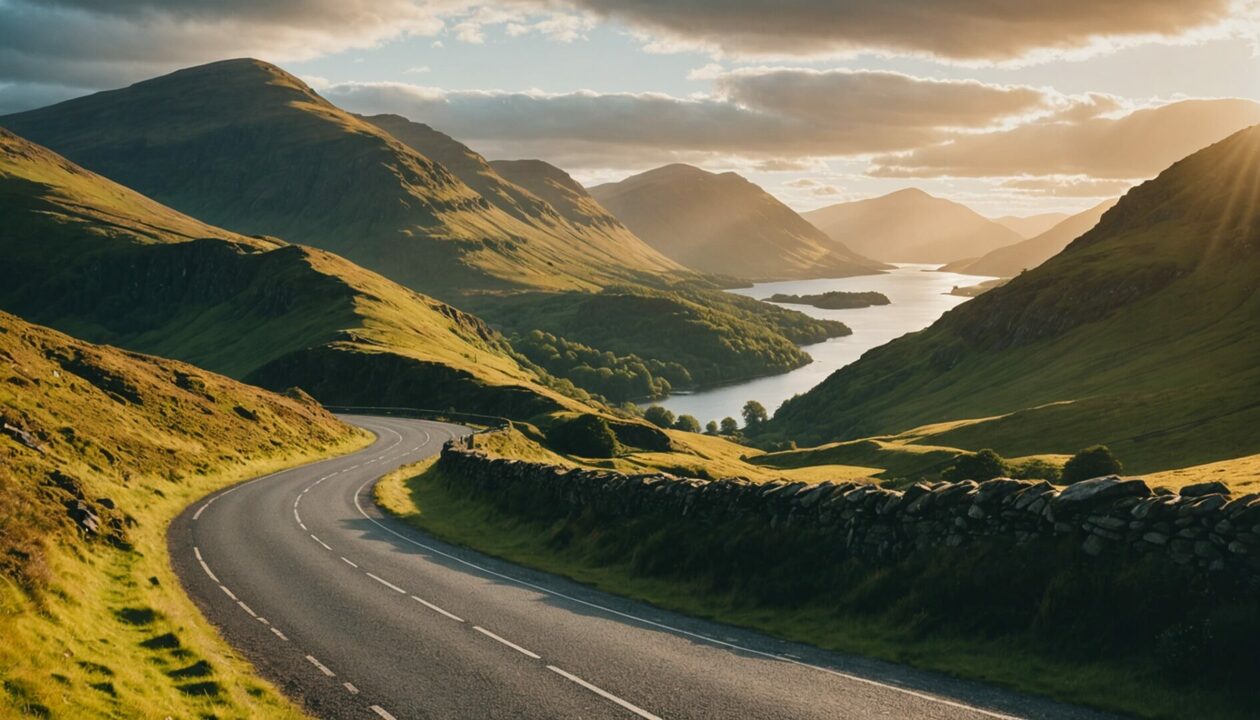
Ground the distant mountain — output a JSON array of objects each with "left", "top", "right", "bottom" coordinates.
[
  {"left": 992, "top": 213, "right": 1071, "bottom": 239},
  {"left": 943, "top": 198, "right": 1120, "bottom": 277},
  {"left": 589, "top": 164, "right": 887, "bottom": 281},
  {"left": 0, "top": 127, "right": 567, "bottom": 418},
  {"left": 363, "top": 114, "right": 681, "bottom": 275},
  {"left": 803, "top": 188, "right": 1023, "bottom": 264},
  {"left": 0, "top": 59, "right": 678, "bottom": 300},
  {"left": 770, "top": 125, "right": 1260, "bottom": 473}
]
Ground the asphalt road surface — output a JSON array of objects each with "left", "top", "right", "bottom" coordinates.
[{"left": 170, "top": 415, "right": 1126, "bottom": 720}]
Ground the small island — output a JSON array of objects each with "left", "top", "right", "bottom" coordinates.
[
  {"left": 766, "top": 290, "right": 891, "bottom": 310},
  {"left": 948, "top": 278, "right": 1009, "bottom": 297}
]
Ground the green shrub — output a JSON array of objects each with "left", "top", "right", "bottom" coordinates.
[
  {"left": 942, "top": 448, "right": 1008, "bottom": 482},
  {"left": 545, "top": 414, "right": 620, "bottom": 458},
  {"left": 1061, "top": 445, "right": 1123, "bottom": 484},
  {"left": 673, "top": 414, "right": 701, "bottom": 433},
  {"left": 1010, "top": 458, "right": 1062, "bottom": 482},
  {"left": 644, "top": 405, "right": 676, "bottom": 429}
]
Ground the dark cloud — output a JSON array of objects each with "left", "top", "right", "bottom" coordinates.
[{"left": 562, "top": 0, "right": 1241, "bottom": 61}]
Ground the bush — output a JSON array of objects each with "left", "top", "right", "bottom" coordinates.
[
  {"left": 1061, "top": 445, "right": 1123, "bottom": 484},
  {"left": 545, "top": 414, "right": 620, "bottom": 458},
  {"left": 704, "top": 420, "right": 719, "bottom": 435},
  {"left": 719, "top": 417, "right": 739, "bottom": 435},
  {"left": 1010, "top": 458, "right": 1062, "bottom": 483},
  {"left": 673, "top": 414, "right": 701, "bottom": 433},
  {"left": 643, "top": 405, "right": 675, "bottom": 429},
  {"left": 942, "top": 448, "right": 1008, "bottom": 482}
]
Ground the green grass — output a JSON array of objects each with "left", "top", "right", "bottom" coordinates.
[
  {"left": 0, "top": 311, "right": 370, "bottom": 718},
  {"left": 377, "top": 460, "right": 1258, "bottom": 720},
  {"left": 0, "top": 126, "right": 582, "bottom": 419},
  {"left": 770, "top": 125, "right": 1260, "bottom": 473}
]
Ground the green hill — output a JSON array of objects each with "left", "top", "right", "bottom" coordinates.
[
  {"left": 363, "top": 114, "right": 681, "bottom": 276},
  {"left": 0, "top": 59, "right": 677, "bottom": 300},
  {"left": 943, "top": 198, "right": 1119, "bottom": 277},
  {"left": 769, "top": 124, "right": 1260, "bottom": 474},
  {"left": 590, "top": 164, "right": 886, "bottom": 280},
  {"left": 0, "top": 127, "right": 568, "bottom": 417},
  {"left": 0, "top": 309, "right": 358, "bottom": 717}
]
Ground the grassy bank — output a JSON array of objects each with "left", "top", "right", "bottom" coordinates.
[
  {"left": 0, "top": 312, "right": 371, "bottom": 718},
  {"left": 377, "top": 459, "right": 1258, "bottom": 720}
]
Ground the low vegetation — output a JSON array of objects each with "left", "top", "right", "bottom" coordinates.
[
  {"left": 0, "top": 311, "right": 365, "bottom": 717},
  {"left": 475, "top": 284, "right": 850, "bottom": 391},
  {"left": 766, "top": 290, "right": 891, "bottom": 309}
]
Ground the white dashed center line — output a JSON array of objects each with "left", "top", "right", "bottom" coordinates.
[
  {"left": 344, "top": 682, "right": 360, "bottom": 694},
  {"left": 411, "top": 595, "right": 464, "bottom": 623},
  {"left": 369, "top": 706, "right": 397, "bottom": 720},
  {"left": 342, "top": 556, "right": 359, "bottom": 568},
  {"left": 271, "top": 627, "right": 289, "bottom": 641},
  {"left": 473, "top": 626, "right": 542, "bottom": 660},
  {"left": 547, "top": 665, "right": 662, "bottom": 720},
  {"left": 365, "top": 572, "right": 407, "bottom": 594},
  {"left": 306, "top": 655, "right": 336, "bottom": 677}
]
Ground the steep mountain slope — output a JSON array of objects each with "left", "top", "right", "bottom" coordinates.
[
  {"left": 0, "top": 59, "right": 674, "bottom": 299},
  {"left": 804, "top": 188, "right": 1023, "bottom": 264},
  {"left": 0, "top": 128, "right": 567, "bottom": 417},
  {"left": 992, "top": 213, "right": 1071, "bottom": 239},
  {"left": 364, "top": 115, "right": 682, "bottom": 276},
  {"left": 590, "top": 164, "right": 886, "bottom": 280},
  {"left": 1, "top": 310, "right": 356, "bottom": 718},
  {"left": 943, "top": 199, "right": 1120, "bottom": 277},
  {"left": 771, "top": 125, "right": 1260, "bottom": 473}
]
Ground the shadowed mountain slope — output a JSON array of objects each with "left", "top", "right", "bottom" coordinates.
[
  {"left": 0, "top": 59, "right": 676, "bottom": 299},
  {"left": 590, "top": 164, "right": 887, "bottom": 280},
  {"left": 0, "top": 127, "right": 568, "bottom": 417},
  {"left": 804, "top": 188, "right": 1023, "bottom": 265},
  {"left": 771, "top": 125, "right": 1260, "bottom": 473},
  {"left": 944, "top": 199, "right": 1120, "bottom": 277}
]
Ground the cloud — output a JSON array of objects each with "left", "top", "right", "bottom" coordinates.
[
  {"left": 320, "top": 67, "right": 1056, "bottom": 163},
  {"left": 558, "top": 0, "right": 1247, "bottom": 62},
  {"left": 998, "top": 176, "right": 1137, "bottom": 198},
  {"left": 869, "top": 98, "right": 1260, "bottom": 179}
]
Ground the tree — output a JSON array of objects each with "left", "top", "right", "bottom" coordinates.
[
  {"left": 741, "top": 400, "right": 768, "bottom": 430},
  {"left": 1061, "top": 445, "right": 1123, "bottom": 484},
  {"left": 719, "top": 417, "right": 739, "bottom": 435},
  {"left": 643, "top": 405, "right": 675, "bottom": 429},
  {"left": 705, "top": 420, "right": 719, "bottom": 435},
  {"left": 673, "top": 414, "right": 701, "bottom": 433},
  {"left": 942, "top": 448, "right": 1007, "bottom": 482},
  {"left": 546, "top": 414, "right": 620, "bottom": 458}
]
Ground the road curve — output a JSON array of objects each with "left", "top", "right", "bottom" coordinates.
[{"left": 170, "top": 415, "right": 1125, "bottom": 720}]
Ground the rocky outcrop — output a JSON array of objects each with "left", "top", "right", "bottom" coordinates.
[{"left": 439, "top": 440, "right": 1260, "bottom": 588}]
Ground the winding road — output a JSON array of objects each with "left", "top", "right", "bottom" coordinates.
[{"left": 169, "top": 415, "right": 1124, "bottom": 720}]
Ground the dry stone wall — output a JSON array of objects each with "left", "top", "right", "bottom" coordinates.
[{"left": 439, "top": 438, "right": 1260, "bottom": 589}]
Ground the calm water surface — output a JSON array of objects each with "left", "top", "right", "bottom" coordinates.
[{"left": 657, "top": 264, "right": 994, "bottom": 423}]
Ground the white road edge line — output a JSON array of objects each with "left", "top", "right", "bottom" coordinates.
[
  {"left": 219, "top": 585, "right": 238, "bottom": 601},
  {"left": 547, "top": 665, "right": 662, "bottom": 720},
  {"left": 411, "top": 595, "right": 464, "bottom": 623},
  {"left": 365, "top": 572, "right": 407, "bottom": 594},
  {"left": 351, "top": 438, "right": 1025, "bottom": 720},
  {"left": 369, "top": 706, "right": 397, "bottom": 720},
  {"left": 306, "top": 655, "right": 336, "bottom": 677},
  {"left": 473, "top": 626, "right": 540, "bottom": 659},
  {"left": 237, "top": 600, "right": 257, "bottom": 617}
]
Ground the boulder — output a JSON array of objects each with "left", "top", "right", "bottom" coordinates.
[
  {"left": 1051, "top": 476, "right": 1150, "bottom": 515},
  {"left": 1180, "top": 481, "right": 1230, "bottom": 498}
]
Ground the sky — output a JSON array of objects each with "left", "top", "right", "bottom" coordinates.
[{"left": 2, "top": 0, "right": 1259, "bottom": 216}]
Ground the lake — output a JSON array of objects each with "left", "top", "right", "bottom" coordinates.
[{"left": 656, "top": 264, "right": 994, "bottom": 424}]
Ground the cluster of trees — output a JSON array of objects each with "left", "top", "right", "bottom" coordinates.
[
  {"left": 643, "top": 400, "right": 769, "bottom": 439},
  {"left": 943, "top": 445, "right": 1123, "bottom": 485},
  {"left": 512, "top": 329, "right": 689, "bottom": 403}
]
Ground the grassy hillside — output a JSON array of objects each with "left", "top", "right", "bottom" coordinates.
[
  {"left": 364, "top": 114, "right": 681, "bottom": 276},
  {"left": 804, "top": 188, "right": 1023, "bottom": 264},
  {"left": 0, "top": 127, "right": 572, "bottom": 418},
  {"left": 0, "top": 310, "right": 363, "bottom": 718},
  {"left": 0, "top": 59, "right": 677, "bottom": 299},
  {"left": 944, "top": 198, "right": 1119, "bottom": 277},
  {"left": 770, "top": 124, "right": 1260, "bottom": 474},
  {"left": 473, "top": 284, "right": 851, "bottom": 391},
  {"left": 590, "top": 164, "right": 886, "bottom": 280}
]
